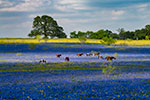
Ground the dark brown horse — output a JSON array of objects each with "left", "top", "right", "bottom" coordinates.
[
  {"left": 39, "top": 59, "right": 46, "bottom": 63},
  {"left": 56, "top": 54, "right": 61, "bottom": 58},
  {"left": 65, "top": 57, "right": 69, "bottom": 61},
  {"left": 105, "top": 56, "right": 116, "bottom": 61},
  {"left": 77, "top": 53, "right": 83, "bottom": 56}
]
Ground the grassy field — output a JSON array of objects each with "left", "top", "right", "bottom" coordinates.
[
  {"left": 0, "top": 62, "right": 150, "bottom": 72},
  {"left": 0, "top": 38, "right": 150, "bottom": 45}
]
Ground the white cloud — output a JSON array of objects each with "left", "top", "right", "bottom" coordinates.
[
  {"left": 112, "top": 10, "right": 125, "bottom": 15},
  {"left": 136, "top": 4, "right": 149, "bottom": 8},
  {"left": 57, "top": 18, "right": 91, "bottom": 24},
  {"left": 28, "top": 13, "right": 78, "bottom": 19},
  {"left": 111, "top": 17, "right": 120, "bottom": 20},
  {"left": 0, "top": 0, "right": 14, "bottom": 7},
  {"left": 0, "top": 0, "right": 51, "bottom": 12},
  {"left": 136, "top": 3, "right": 149, "bottom": 12},
  {"left": 138, "top": 8, "right": 146, "bottom": 12},
  {"left": 54, "top": 0, "right": 88, "bottom": 12}
]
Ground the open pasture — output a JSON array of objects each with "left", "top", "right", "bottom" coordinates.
[{"left": 0, "top": 43, "right": 150, "bottom": 99}]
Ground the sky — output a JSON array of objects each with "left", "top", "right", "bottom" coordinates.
[{"left": 0, "top": 0, "right": 150, "bottom": 38}]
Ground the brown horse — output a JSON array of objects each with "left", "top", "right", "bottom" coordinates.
[
  {"left": 77, "top": 53, "right": 83, "bottom": 56},
  {"left": 98, "top": 56, "right": 103, "bottom": 59},
  {"left": 86, "top": 53, "right": 93, "bottom": 56},
  {"left": 94, "top": 52, "right": 100, "bottom": 56},
  {"left": 65, "top": 57, "right": 69, "bottom": 61},
  {"left": 56, "top": 54, "right": 61, "bottom": 58},
  {"left": 105, "top": 56, "right": 116, "bottom": 61}
]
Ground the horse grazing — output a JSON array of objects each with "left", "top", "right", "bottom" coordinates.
[
  {"left": 98, "top": 56, "right": 103, "bottom": 59},
  {"left": 94, "top": 52, "right": 100, "bottom": 56},
  {"left": 86, "top": 53, "right": 93, "bottom": 56},
  {"left": 56, "top": 54, "right": 61, "bottom": 58},
  {"left": 39, "top": 59, "right": 46, "bottom": 64},
  {"left": 105, "top": 56, "right": 116, "bottom": 61},
  {"left": 65, "top": 57, "right": 69, "bottom": 61},
  {"left": 77, "top": 53, "right": 83, "bottom": 56}
]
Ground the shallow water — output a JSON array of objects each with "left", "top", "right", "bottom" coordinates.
[{"left": 0, "top": 43, "right": 150, "bottom": 63}]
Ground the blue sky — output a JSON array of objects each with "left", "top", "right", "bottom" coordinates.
[{"left": 0, "top": 0, "right": 150, "bottom": 38}]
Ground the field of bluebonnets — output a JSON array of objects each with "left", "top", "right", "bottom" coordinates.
[{"left": 0, "top": 43, "right": 150, "bottom": 99}]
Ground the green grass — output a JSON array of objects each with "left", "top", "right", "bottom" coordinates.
[{"left": 0, "top": 62, "right": 150, "bottom": 72}]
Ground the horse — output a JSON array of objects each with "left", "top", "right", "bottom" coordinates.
[
  {"left": 77, "top": 53, "right": 83, "bottom": 56},
  {"left": 105, "top": 56, "right": 116, "bottom": 61},
  {"left": 65, "top": 57, "right": 69, "bottom": 61},
  {"left": 94, "top": 52, "right": 100, "bottom": 56},
  {"left": 56, "top": 54, "right": 61, "bottom": 58},
  {"left": 98, "top": 56, "right": 104, "bottom": 59},
  {"left": 86, "top": 53, "right": 93, "bottom": 56}
]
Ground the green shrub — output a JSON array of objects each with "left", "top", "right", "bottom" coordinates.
[
  {"left": 101, "top": 37, "right": 116, "bottom": 45},
  {"left": 78, "top": 36, "right": 87, "bottom": 43},
  {"left": 29, "top": 43, "right": 36, "bottom": 49}
]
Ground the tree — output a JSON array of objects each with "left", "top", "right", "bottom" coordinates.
[
  {"left": 124, "top": 31, "right": 134, "bottom": 40},
  {"left": 85, "top": 31, "right": 93, "bottom": 38},
  {"left": 145, "top": 25, "right": 150, "bottom": 37},
  {"left": 70, "top": 31, "right": 78, "bottom": 38},
  {"left": 77, "top": 31, "right": 86, "bottom": 38},
  {"left": 90, "top": 29, "right": 109, "bottom": 39},
  {"left": 134, "top": 29, "right": 140, "bottom": 40},
  {"left": 135, "top": 29, "right": 146, "bottom": 40},
  {"left": 28, "top": 15, "right": 67, "bottom": 39},
  {"left": 105, "top": 29, "right": 112, "bottom": 36},
  {"left": 117, "top": 28, "right": 126, "bottom": 40},
  {"left": 110, "top": 33, "right": 119, "bottom": 40}
]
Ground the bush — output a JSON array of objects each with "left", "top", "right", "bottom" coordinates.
[
  {"left": 78, "top": 36, "right": 87, "bottom": 43},
  {"left": 101, "top": 37, "right": 116, "bottom": 45},
  {"left": 29, "top": 43, "right": 36, "bottom": 49}
]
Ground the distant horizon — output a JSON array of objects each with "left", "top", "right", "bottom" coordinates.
[{"left": 0, "top": 0, "right": 150, "bottom": 38}]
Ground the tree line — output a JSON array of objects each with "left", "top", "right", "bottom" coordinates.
[
  {"left": 28, "top": 15, "right": 150, "bottom": 40},
  {"left": 70, "top": 25, "right": 150, "bottom": 40}
]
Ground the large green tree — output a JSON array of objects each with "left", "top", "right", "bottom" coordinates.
[
  {"left": 110, "top": 33, "right": 119, "bottom": 39},
  {"left": 28, "top": 15, "right": 67, "bottom": 39},
  {"left": 90, "top": 29, "right": 109, "bottom": 39}
]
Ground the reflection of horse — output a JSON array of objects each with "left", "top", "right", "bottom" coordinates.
[
  {"left": 56, "top": 54, "right": 61, "bottom": 58},
  {"left": 65, "top": 57, "right": 69, "bottom": 61},
  {"left": 39, "top": 59, "right": 46, "bottom": 63},
  {"left": 77, "top": 53, "right": 83, "bottom": 56},
  {"left": 86, "top": 53, "right": 93, "bottom": 56},
  {"left": 98, "top": 56, "right": 103, "bottom": 59},
  {"left": 94, "top": 52, "right": 100, "bottom": 56},
  {"left": 105, "top": 56, "right": 116, "bottom": 61}
]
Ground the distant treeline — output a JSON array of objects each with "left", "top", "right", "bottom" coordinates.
[{"left": 70, "top": 24, "right": 150, "bottom": 40}]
